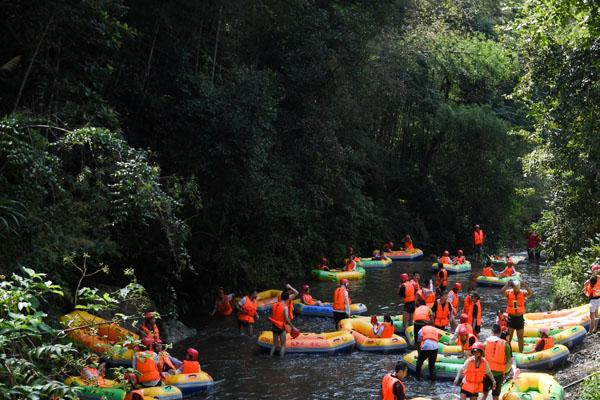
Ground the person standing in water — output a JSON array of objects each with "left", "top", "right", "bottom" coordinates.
[
  {"left": 473, "top": 224, "right": 485, "bottom": 263},
  {"left": 501, "top": 280, "right": 533, "bottom": 352},
  {"left": 269, "top": 291, "right": 296, "bottom": 357},
  {"left": 381, "top": 361, "right": 408, "bottom": 400}
]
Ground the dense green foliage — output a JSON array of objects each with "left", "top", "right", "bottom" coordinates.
[{"left": 581, "top": 373, "right": 600, "bottom": 400}]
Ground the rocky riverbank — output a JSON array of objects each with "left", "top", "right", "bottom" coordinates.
[{"left": 555, "top": 332, "right": 600, "bottom": 399}]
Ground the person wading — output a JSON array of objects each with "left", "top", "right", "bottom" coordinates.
[{"left": 501, "top": 280, "right": 533, "bottom": 353}]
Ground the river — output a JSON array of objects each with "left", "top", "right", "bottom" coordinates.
[{"left": 177, "top": 252, "right": 549, "bottom": 399}]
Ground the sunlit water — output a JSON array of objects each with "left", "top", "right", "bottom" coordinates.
[{"left": 175, "top": 252, "right": 548, "bottom": 399}]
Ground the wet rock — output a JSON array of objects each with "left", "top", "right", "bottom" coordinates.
[{"left": 161, "top": 318, "right": 197, "bottom": 344}]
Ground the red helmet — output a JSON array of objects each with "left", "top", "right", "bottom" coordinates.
[
  {"left": 475, "top": 224, "right": 480, "bottom": 229},
  {"left": 141, "top": 336, "right": 154, "bottom": 348},
  {"left": 454, "top": 282, "right": 462, "bottom": 290},
  {"left": 321, "top": 257, "right": 328, "bottom": 264},
  {"left": 443, "top": 250, "right": 449, "bottom": 256},
  {"left": 340, "top": 278, "right": 349, "bottom": 285},
  {"left": 592, "top": 264, "right": 600, "bottom": 272},
  {"left": 302, "top": 284, "right": 310, "bottom": 291},
  {"left": 458, "top": 327, "right": 468, "bottom": 336},
  {"left": 507, "top": 259, "right": 514, "bottom": 266},
  {"left": 471, "top": 341, "right": 485, "bottom": 353},
  {"left": 186, "top": 348, "right": 199, "bottom": 361},
  {"left": 290, "top": 327, "right": 301, "bottom": 339},
  {"left": 457, "top": 249, "right": 464, "bottom": 255},
  {"left": 389, "top": 241, "right": 394, "bottom": 247},
  {"left": 459, "top": 313, "right": 468, "bottom": 323},
  {"left": 400, "top": 273, "right": 409, "bottom": 282},
  {"left": 370, "top": 315, "right": 378, "bottom": 325}
]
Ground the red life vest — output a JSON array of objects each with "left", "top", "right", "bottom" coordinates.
[
  {"left": 402, "top": 281, "right": 415, "bottom": 302},
  {"left": 462, "top": 357, "right": 487, "bottom": 393},
  {"left": 584, "top": 280, "right": 600, "bottom": 298},
  {"left": 434, "top": 300, "right": 451, "bottom": 327},
  {"left": 506, "top": 290, "right": 526, "bottom": 315},
  {"left": 474, "top": 230, "right": 484, "bottom": 245},
  {"left": 333, "top": 286, "right": 349, "bottom": 311},
  {"left": 420, "top": 325, "right": 440, "bottom": 344},
  {"left": 439, "top": 256, "right": 451, "bottom": 265},
  {"left": 345, "top": 259, "right": 356, "bottom": 271},
  {"left": 468, "top": 300, "right": 482, "bottom": 327},
  {"left": 485, "top": 338, "right": 508, "bottom": 373},
  {"left": 482, "top": 267, "right": 495, "bottom": 277},
  {"left": 457, "top": 333, "right": 477, "bottom": 351},
  {"left": 535, "top": 337, "right": 555, "bottom": 351},
  {"left": 134, "top": 351, "right": 160, "bottom": 383},
  {"left": 141, "top": 323, "right": 160, "bottom": 341},
  {"left": 436, "top": 269, "right": 448, "bottom": 287},
  {"left": 424, "top": 291, "right": 435, "bottom": 308},
  {"left": 454, "top": 256, "right": 466, "bottom": 264},
  {"left": 302, "top": 293, "right": 315, "bottom": 305},
  {"left": 414, "top": 305, "right": 431, "bottom": 322},
  {"left": 269, "top": 301, "right": 287, "bottom": 329},
  {"left": 501, "top": 266, "right": 515, "bottom": 277},
  {"left": 238, "top": 296, "right": 258, "bottom": 323},
  {"left": 216, "top": 297, "right": 233, "bottom": 316},
  {"left": 181, "top": 360, "right": 200, "bottom": 373},
  {"left": 405, "top": 241, "right": 414, "bottom": 251},
  {"left": 381, "top": 374, "right": 405, "bottom": 400}
]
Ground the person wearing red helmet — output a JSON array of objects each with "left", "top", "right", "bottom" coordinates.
[
  {"left": 333, "top": 279, "right": 351, "bottom": 329},
  {"left": 317, "top": 257, "right": 330, "bottom": 271},
  {"left": 452, "top": 312, "right": 475, "bottom": 344},
  {"left": 300, "top": 284, "right": 323, "bottom": 306},
  {"left": 454, "top": 341, "right": 495, "bottom": 400},
  {"left": 483, "top": 324, "right": 517, "bottom": 400},
  {"left": 178, "top": 348, "right": 201, "bottom": 373},
  {"left": 439, "top": 250, "right": 452, "bottom": 265},
  {"left": 132, "top": 336, "right": 160, "bottom": 387},
  {"left": 584, "top": 273, "right": 600, "bottom": 334},
  {"left": 398, "top": 273, "right": 416, "bottom": 331},
  {"left": 454, "top": 250, "right": 466, "bottom": 265},
  {"left": 140, "top": 310, "right": 160, "bottom": 342},
  {"left": 473, "top": 224, "right": 485, "bottom": 263}
]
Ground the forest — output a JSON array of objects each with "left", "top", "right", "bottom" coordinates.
[{"left": 1, "top": 0, "right": 599, "bottom": 397}]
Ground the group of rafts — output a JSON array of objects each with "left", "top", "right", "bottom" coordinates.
[
  {"left": 59, "top": 311, "right": 212, "bottom": 400},
  {"left": 259, "top": 251, "right": 587, "bottom": 400}
]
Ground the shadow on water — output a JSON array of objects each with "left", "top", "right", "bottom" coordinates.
[{"left": 177, "top": 252, "right": 549, "bottom": 399}]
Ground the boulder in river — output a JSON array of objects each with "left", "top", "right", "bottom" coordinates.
[{"left": 161, "top": 318, "right": 197, "bottom": 343}]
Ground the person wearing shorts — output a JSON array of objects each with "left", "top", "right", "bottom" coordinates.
[
  {"left": 584, "top": 274, "right": 600, "bottom": 334},
  {"left": 502, "top": 280, "right": 533, "bottom": 353},
  {"left": 483, "top": 324, "right": 517, "bottom": 400}
]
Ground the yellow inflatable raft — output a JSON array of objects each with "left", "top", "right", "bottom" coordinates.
[
  {"left": 59, "top": 311, "right": 138, "bottom": 365},
  {"left": 384, "top": 249, "right": 424, "bottom": 260},
  {"left": 404, "top": 325, "right": 462, "bottom": 354},
  {"left": 310, "top": 267, "right": 366, "bottom": 282},
  {"left": 510, "top": 343, "right": 570, "bottom": 370},
  {"left": 163, "top": 371, "right": 215, "bottom": 395},
  {"left": 65, "top": 377, "right": 182, "bottom": 400},
  {"left": 500, "top": 372, "right": 564, "bottom": 399},
  {"left": 516, "top": 326, "right": 587, "bottom": 349},
  {"left": 257, "top": 330, "right": 355, "bottom": 353},
  {"left": 338, "top": 318, "right": 407, "bottom": 352},
  {"left": 524, "top": 305, "right": 590, "bottom": 330}
]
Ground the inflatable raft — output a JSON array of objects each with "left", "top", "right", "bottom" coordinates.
[
  {"left": 385, "top": 249, "right": 424, "bottom": 260},
  {"left": 404, "top": 325, "right": 462, "bottom": 354},
  {"left": 357, "top": 257, "right": 393, "bottom": 269},
  {"left": 432, "top": 261, "right": 471, "bottom": 274},
  {"left": 65, "top": 377, "right": 183, "bottom": 400},
  {"left": 511, "top": 344, "right": 570, "bottom": 370},
  {"left": 338, "top": 318, "right": 407, "bottom": 353},
  {"left": 514, "top": 326, "right": 587, "bottom": 349},
  {"left": 489, "top": 255, "right": 527, "bottom": 267},
  {"left": 524, "top": 305, "right": 590, "bottom": 330},
  {"left": 476, "top": 272, "right": 522, "bottom": 287},
  {"left": 59, "top": 311, "right": 138, "bottom": 365},
  {"left": 163, "top": 372, "right": 215, "bottom": 395},
  {"left": 500, "top": 372, "right": 565, "bottom": 400},
  {"left": 311, "top": 267, "right": 366, "bottom": 282},
  {"left": 293, "top": 301, "right": 367, "bottom": 317},
  {"left": 402, "top": 351, "right": 464, "bottom": 380},
  {"left": 257, "top": 330, "right": 355, "bottom": 353}
]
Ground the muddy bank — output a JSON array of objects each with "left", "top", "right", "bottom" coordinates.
[{"left": 555, "top": 332, "right": 600, "bottom": 399}]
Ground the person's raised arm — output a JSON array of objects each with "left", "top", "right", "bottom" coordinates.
[
  {"left": 501, "top": 281, "right": 512, "bottom": 296},
  {"left": 286, "top": 284, "right": 299, "bottom": 300},
  {"left": 522, "top": 281, "right": 534, "bottom": 297}
]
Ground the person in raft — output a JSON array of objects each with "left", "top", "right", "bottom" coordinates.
[
  {"left": 499, "top": 260, "right": 517, "bottom": 277},
  {"left": 527, "top": 231, "right": 542, "bottom": 263},
  {"left": 317, "top": 257, "right": 330, "bottom": 271},
  {"left": 454, "top": 341, "right": 495, "bottom": 400},
  {"left": 439, "top": 250, "right": 452, "bottom": 265},
  {"left": 482, "top": 260, "right": 496, "bottom": 277},
  {"left": 236, "top": 289, "right": 259, "bottom": 336},
  {"left": 501, "top": 280, "right": 533, "bottom": 352},
  {"left": 435, "top": 262, "right": 448, "bottom": 293},
  {"left": 452, "top": 313, "right": 475, "bottom": 343},
  {"left": 381, "top": 361, "right": 408, "bottom": 400},
  {"left": 132, "top": 336, "right": 161, "bottom": 387},
  {"left": 416, "top": 320, "right": 440, "bottom": 381},
  {"left": 456, "top": 326, "right": 478, "bottom": 358},
  {"left": 383, "top": 241, "right": 394, "bottom": 253},
  {"left": 584, "top": 273, "right": 600, "bottom": 334},
  {"left": 473, "top": 224, "right": 485, "bottom": 263},
  {"left": 344, "top": 255, "right": 357, "bottom": 271},
  {"left": 154, "top": 340, "right": 182, "bottom": 378},
  {"left": 81, "top": 354, "right": 107, "bottom": 386},
  {"left": 522, "top": 327, "right": 554, "bottom": 353},
  {"left": 398, "top": 273, "right": 416, "bottom": 332},
  {"left": 403, "top": 235, "right": 414, "bottom": 251},
  {"left": 333, "top": 278, "right": 351, "bottom": 329},
  {"left": 370, "top": 314, "right": 394, "bottom": 338},
  {"left": 269, "top": 291, "right": 297, "bottom": 357},
  {"left": 300, "top": 284, "right": 323, "bottom": 306},
  {"left": 372, "top": 249, "right": 384, "bottom": 260},
  {"left": 483, "top": 324, "right": 517, "bottom": 400},
  {"left": 453, "top": 249, "right": 466, "bottom": 265},
  {"left": 140, "top": 310, "right": 160, "bottom": 341},
  {"left": 178, "top": 348, "right": 201, "bottom": 373},
  {"left": 210, "top": 287, "right": 234, "bottom": 317}
]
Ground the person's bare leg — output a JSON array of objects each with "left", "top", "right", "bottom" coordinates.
[
  {"left": 517, "top": 328, "right": 525, "bottom": 353},
  {"left": 507, "top": 327, "right": 515, "bottom": 345},
  {"left": 280, "top": 332, "right": 287, "bottom": 357}
]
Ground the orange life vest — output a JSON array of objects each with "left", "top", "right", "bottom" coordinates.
[
  {"left": 484, "top": 338, "right": 508, "bottom": 373},
  {"left": 454, "top": 256, "right": 466, "bottom": 264},
  {"left": 381, "top": 374, "right": 405, "bottom": 400},
  {"left": 158, "top": 352, "right": 176, "bottom": 372},
  {"left": 81, "top": 366, "right": 105, "bottom": 386},
  {"left": 436, "top": 269, "right": 448, "bottom": 287},
  {"left": 134, "top": 351, "right": 160, "bottom": 383},
  {"left": 181, "top": 360, "right": 200, "bottom": 373},
  {"left": 468, "top": 300, "right": 482, "bottom": 327},
  {"left": 535, "top": 337, "right": 555, "bottom": 351},
  {"left": 424, "top": 291, "right": 435, "bottom": 308},
  {"left": 333, "top": 286, "right": 349, "bottom": 311},
  {"left": 141, "top": 323, "right": 160, "bottom": 341},
  {"left": 216, "top": 297, "right": 233, "bottom": 316},
  {"left": 319, "top": 264, "right": 329, "bottom": 270},
  {"left": 462, "top": 357, "right": 487, "bottom": 394},
  {"left": 474, "top": 230, "right": 484, "bottom": 245},
  {"left": 345, "top": 259, "right": 356, "bottom": 271},
  {"left": 414, "top": 305, "right": 431, "bottom": 322},
  {"left": 238, "top": 296, "right": 258, "bottom": 323},
  {"left": 434, "top": 300, "right": 451, "bottom": 327},
  {"left": 457, "top": 333, "right": 477, "bottom": 351},
  {"left": 302, "top": 293, "right": 315, "bottom": 305},
  {"left": 497, "top": 315, "right": 508, "bottom": 332},
  {"left": 449, "top": 290, "right": 459, "bottom": 311},
  {"left": 506, "top": 290, "right": 526, "bottom": 315},
  {"left": 482, "top": 267, "right": 495, "bottom": 277},
  {"left": 411, "top": 279, "right": 421, "bottom": 291},
  {"left": 501, "top": 266, "right": 515, "bottom": 277},
  {"left": 269, "top": 301, "right": 287, "bottom": 329},
  {"left": 405, "top": 241, "right": 414, "bottom": 251},
  {"left": 459, "top": 322, "right": 474, "bottom": 336},
  {"left": 369, "top": 322, "right": 394, "bottom": 339},
  {"left": 584, "top": 280, "right": 600, "bottom": 298},
  {"left": 440, "top": 256, "right": 451, "bottom": 265},
  {"left": 402, "top": 281, "right": 415, "bottom": 302},
  {"left": 420, "top": 325, "right": 440, "bottom": 344},
  {"left": 463, "top": 295, "right": 473, "bottom": 315}
]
